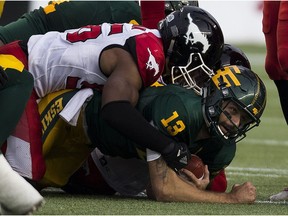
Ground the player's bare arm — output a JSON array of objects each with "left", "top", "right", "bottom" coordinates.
[
  {"left": 99, "top": 47, "right": 192, "bottom": 171},
  {"left": 148, "top": 157, "right": 256, "bottom": 203},
  {"left": 100, "top": 47, "right": 142, "bottom": 107},
  {"left": 148, "top": 157, "right": 212, "bottom": 202}
]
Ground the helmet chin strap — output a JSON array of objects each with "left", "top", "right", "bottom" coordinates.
[
  {"left": 202, "top": 79, "right": 230, "bottom": 140},
  {"left": 216, "top": 125, "right": 229, "bottom": 139},
  {"left": 218, "top": 75, "right": 230, "bottom": 98},
  {"left": 166, "top": 39, "right": 175, "bottom": 57},
  {"left": 163, "top": 39, "right": 176, "bottom": 83},
  {"left": 201, "top": 86, "right": 211, "bottom": 129},
  {"left": 164, "top": 39, "right": 176, "bottom": 79}
]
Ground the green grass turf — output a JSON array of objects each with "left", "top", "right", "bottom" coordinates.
[{"left": 36, "top": 44, "right": 288, "bottom": 215}]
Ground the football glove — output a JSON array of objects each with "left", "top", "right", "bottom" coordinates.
[
  {"left": 162, "top": 142, "right": 191, "bottom": 172},
  {"left": 0, "top": 66, "right": 8, "bottom": 89}
]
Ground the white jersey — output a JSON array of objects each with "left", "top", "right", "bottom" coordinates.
[{"left": 28, "top": 23, "right": 164, "bottom": 98}]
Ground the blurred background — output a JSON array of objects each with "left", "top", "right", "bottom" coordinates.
[{"left": 199, "top": 1, "right": 264, "bottom": 45}]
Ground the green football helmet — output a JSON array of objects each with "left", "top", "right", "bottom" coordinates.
[{"left": 202, "top": 65, "right": 267, "bottom": 142}]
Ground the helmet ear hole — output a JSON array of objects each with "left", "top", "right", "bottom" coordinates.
[{"left": 208, "top": 106, "right": 217, "bottom": 117}]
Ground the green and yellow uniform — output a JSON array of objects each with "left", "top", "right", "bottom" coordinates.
[
  {"left": 38, "top": 89, "right": 93, "bottom": 187},
  {"left": 37, "top": 85, "right": 235, "bottom": 187}
]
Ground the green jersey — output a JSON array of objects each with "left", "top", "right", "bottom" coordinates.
[{"left": 85, "top": 84, "right": 235, "bottom": 175}]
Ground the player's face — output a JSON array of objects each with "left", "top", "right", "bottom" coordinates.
[{"left": 217, "top": 100, "right": 250, "bottom": 138}]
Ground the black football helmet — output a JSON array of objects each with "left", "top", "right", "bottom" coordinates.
[
  {"left": 213, "top": 44, "right": 251, "bottom": 71},
  {"left": 202, "top": 65, "right": 267, "bottom": 142},
  {"left": 158, "top": 6, "right": 224, "bottom": 95},
  {"left": 165, "top": 1, "right": 199, "bottom": 15}
]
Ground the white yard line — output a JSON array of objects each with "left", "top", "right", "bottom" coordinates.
[
  {"left": 226, "top": 167, "right": 288, "bottom": 178},
  {"left": 227, "top": 167, "right": 288, "bottom": 174},
  {"left": 226, "top": 172, "right": 281, "bottom": 178},
  {"left": 243, "top": 138, "right": 288, "bottom": 146},
  {"left": 255, "top": 200, "right": 288, "bottom": 205}
]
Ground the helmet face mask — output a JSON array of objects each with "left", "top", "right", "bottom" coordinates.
[
  {"left": 158, "top": 6, "right": 224, "bottom": 94},
  {"left": 171, "top": 53, "right": 214, "bottom": 95},
  {"left": 202, "top": 65, "right": 267, "bottom": 142},
  {"left": 215, "top": 100, "right": 259, "bottom": 142}
]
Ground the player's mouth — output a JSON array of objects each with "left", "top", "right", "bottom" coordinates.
[{"left": 218, "top": 123, "right": 238, "bottom": 139}]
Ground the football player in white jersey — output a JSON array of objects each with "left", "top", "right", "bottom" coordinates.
[{"left": 1, "top": 5, "right": 224, "bottom": 174}]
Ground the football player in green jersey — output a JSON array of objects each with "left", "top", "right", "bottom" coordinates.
[
  {"left": 84, "top": 64, "right": 266, "bottom": 203},
  {"left": 19, "top": 64, "right": 265, "bottom": 203}
]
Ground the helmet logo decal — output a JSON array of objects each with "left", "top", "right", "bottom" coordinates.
[
  {"left": 212, "top": 66, "right": 241, "bottom": 89},
  {"left": 252, "top": 107, "right": 259, "bottom": 115},
  {"left": 146, "top": 48, "right": 159, "bottom": 76},
  {"left": 185, "top": 13, "right": 211, "bottom": 53}
]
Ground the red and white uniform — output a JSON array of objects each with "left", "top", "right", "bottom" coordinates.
[
  {"left": 28, "top": 23, "right": 164, "bottom": 97},
  {"left": 2, "top": 23, "right": 164, "bottom": 181}
]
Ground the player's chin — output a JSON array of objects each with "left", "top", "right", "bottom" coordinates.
[{"left": 219, "top": 124, "right": 237, "bottom": 139}]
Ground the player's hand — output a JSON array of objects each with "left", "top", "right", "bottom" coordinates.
[
  {"left": 0, "top": 66, "right": 8, "bottom": 89},
  {"left": 229, "top": 182, "right": 256, "bottom": 203},
  {"left": 180, "top": 165, "right": 210, "bottom": 190},
  {"left": 162, "top": 142, "right": 191, "bottom": 172}
]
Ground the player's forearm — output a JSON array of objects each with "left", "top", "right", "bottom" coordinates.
[
  {"left": 101, "top": 100, "right": 175, "bottom": 150},
  {"left": 0, "top": 8, "right": 47, "bottom": 44},
  {"left": 148, "top": 158, "right": 253, "bottom": 204}
]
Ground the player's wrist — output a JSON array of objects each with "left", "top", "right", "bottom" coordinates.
[{"left": 162, "top": 142, "right": 191, "bottom": 172}]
